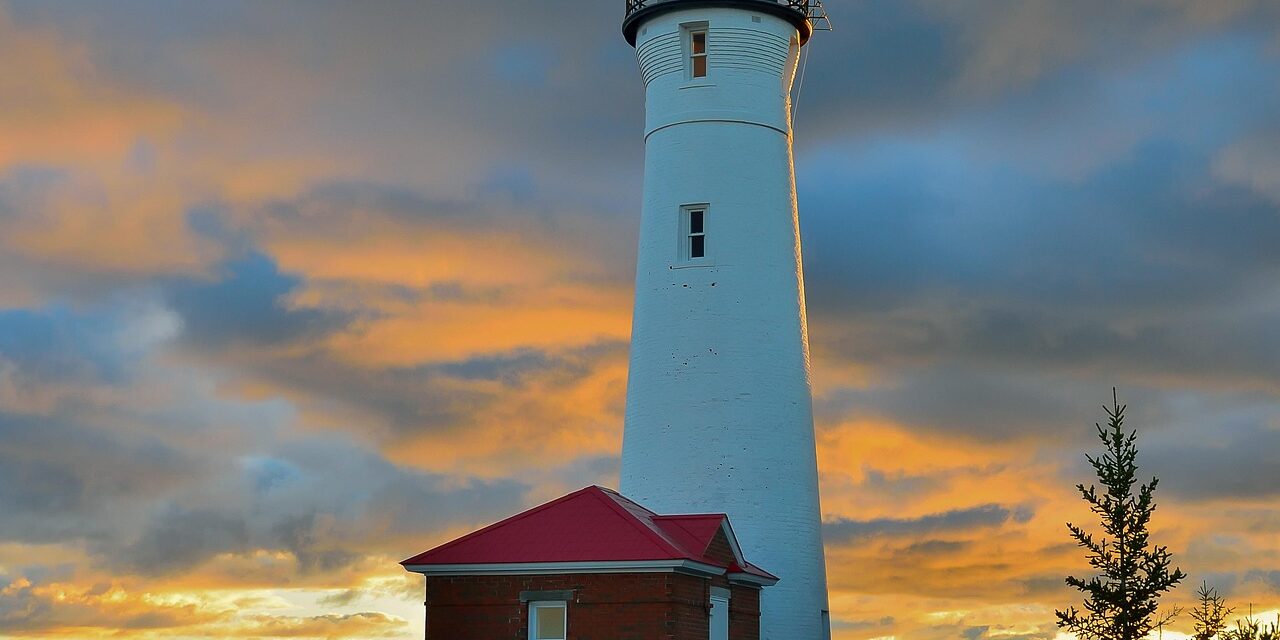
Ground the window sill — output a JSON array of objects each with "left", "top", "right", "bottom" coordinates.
[{"left": 679, "top": 82, "right": 715, "bottom": 90}]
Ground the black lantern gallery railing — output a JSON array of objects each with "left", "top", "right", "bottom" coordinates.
[{"left": 624, "top": 0, "right": 830, "bottom": 30}]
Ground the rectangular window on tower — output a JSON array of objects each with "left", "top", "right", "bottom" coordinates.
[
  {"left": 690, "top": 29, "right": 707, "bottom": 78},
  {"left": 680, "top": 205, "right": 708, "bottom": 263}
]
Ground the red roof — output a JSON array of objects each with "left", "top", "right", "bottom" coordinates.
[{"left": 400, "top": 486, "right": 776, "bottom": 581}]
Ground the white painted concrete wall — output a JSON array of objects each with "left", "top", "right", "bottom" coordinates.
[{"left": 619, "top": 6, "right": 831, "bottom": 638}]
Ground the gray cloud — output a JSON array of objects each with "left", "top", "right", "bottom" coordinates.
[
  {"left": 9, "top": 0, "right": 645, "bottom": 211},
  {"left": 798, "top": 27, "right": 1280, "bottom": 402},
  {"left": 854, "top": 468, "right": 946, "bottom": 502},
  {"left": 833, "top": 615, "right": 896, "bottom": 632},
  {"left": 900, "top": 539, "right": 972, "bottom": 557},
  {"left": 94, "top": 440, "right": 531, "bottom": 576},
  {"left": 0, "top": 411, "right": 199, "bottom": 544},
  {"left": 167, "top": 252, "right": 350, "bottom": 351},
  {"left": 117, "top": 507, "right": 250, "bottom": 575},
  {"left": 1019, "top": 574, "right": 1073, "bottom": 599},
  {"left": 1148, "top": 424, "right": 1280, "bottom": 501},
  {"left": 798, "top": 0, "right": 1280, "bottom": 138},
  {"left": 815, "top": 368, "right": 1113, "bottom": 443},
  {"left": 824, "top": 503, "right": 1032, "bottom": 544},
  {"left": 218, "top": 338, "right": 627, "bottom": 446}
]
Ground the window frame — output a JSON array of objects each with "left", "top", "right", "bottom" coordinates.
[
  {"left": 528, "top": 600, "right": 567, "bottom": 640},
  {"left": 685, "top": 23, "right": 708, "bottom": 79},
  {"left": 679, "top": 203, "right": 710, "bottom": 265}
]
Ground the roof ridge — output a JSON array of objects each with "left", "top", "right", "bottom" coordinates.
[
  {"left": 400, "top": 486, "right": 595, "bottom": 565},
  {"left": 656, "top": 514, "right": 728, "bottom": 559},
  {"left": 593, "top": 486, "right": 661, "bottom": 516},
  {"left": 587, "top": 486, "right": 688, "bottom": 559},
  {"left": 659, "top": 518, "right": 710, "bottom": 557}
]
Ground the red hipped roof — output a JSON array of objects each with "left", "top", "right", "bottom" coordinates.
[{"left": 401, "top": 485, "right": 775, "bottom": 581}]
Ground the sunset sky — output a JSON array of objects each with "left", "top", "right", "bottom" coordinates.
[{"left": 2, "top": 1, "right": 1280, "bottom": 638}]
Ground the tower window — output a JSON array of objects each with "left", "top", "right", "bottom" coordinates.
[
  {"left": 690, "top": 29, "right": 707, "bottom": 77},
  {"left": 682, "top": 205, "right": 708, "bottom": 261}
]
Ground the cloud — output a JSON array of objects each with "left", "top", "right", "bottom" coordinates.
[
  {"left": 816, "top": 370, "right": 1103, "bottom": 442},
  {"left": 0, "top": 573, "right": 409, "bottom": 638},
  {"left": 0, "top": 411, "right": 200, "bottom": 544},
  {"left": 117, "top": 507, "right": 250, "bottom": 575},
  {"left": 167, "top": 252, "right": 348, "bottom": 351},
  {"left": 1149, "top": 423, "right": 1280, "bottom": 501},
  {"left": 0, "top": 9, "right": 184, "bottom": 171},
  {"left": 0, "top": 576, "right": 223, "bottom": 634},
  {"left": 315, "top": 575, "right": 420, "bottom": 609},
  {"left": 87, "top": 439, "right": 531, "bottom": 580},
  {"left": 824, "top": 504, "right": 1032, "bottom": 544},
  {"left": 919, "top": 0, "right": 1276, "bottom": 97},
  {"left": 230, "top": 611, "right": 407, "bottom": 639},
  {"left": 0, "top": 296, "right": 181, "bottom": 396},
  {"left": 1215, "top": 128, "right": 1280, "bottom": 205}
]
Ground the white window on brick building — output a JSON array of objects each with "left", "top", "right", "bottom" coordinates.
[{"left": 529, "top": 601, "right": 566, "bottom": 640}]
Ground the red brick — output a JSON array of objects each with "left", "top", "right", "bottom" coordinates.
[{"left": 422, "top": 572, "right": 759, "bottom": 640}]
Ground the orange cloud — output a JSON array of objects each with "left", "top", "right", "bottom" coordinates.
[
  {"left": 379, "top": 346, "right": 629, "bottom": 477},
  {"left": 3, "top": 178, "right": 225, "bottom": 276},
  {"left": 0, "top": 11, "right": 184, "bottom": 171}
]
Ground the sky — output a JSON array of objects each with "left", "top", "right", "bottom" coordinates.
[{"left": 0, "top": 1, "right": 1279, "bottom": 638}]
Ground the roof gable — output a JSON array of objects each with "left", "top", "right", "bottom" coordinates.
[
  {"left": 401, "top": 486, "right": 776, "bottom": 584},
  {"left": 651, "top": 515, "right": 735, "bottom": 562},
  {"left": 402, "top": 486, "right": 687, "bottom": 566}
]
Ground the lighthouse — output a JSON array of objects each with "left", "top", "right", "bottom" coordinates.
[{"left": 619, "top": 1, "right": 831, "bottom": 637}]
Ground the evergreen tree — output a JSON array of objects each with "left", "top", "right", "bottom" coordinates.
[
  {"left": 1190, "top": 582, "right": 1233, "bottom": 640},
  {"left": 1056, "top": 390, "right": 1186, "bottom": 640},
  {"left": 1225, "top": 608, "right": 1280, "bottom": 640}
]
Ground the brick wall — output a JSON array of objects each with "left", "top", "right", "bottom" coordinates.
[
  {"left": 728, "top": 585, "right": 760, "bottom": 640},
  {"left": 422, "top": 572, "right": 760, "bottom": 640},
  {"left": 704, "top": 529, "right": 736, "bottom": 567}
]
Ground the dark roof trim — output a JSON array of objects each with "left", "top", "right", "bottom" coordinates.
[
  {"left": 519, "top": 590, "right": 574, "bottom": 603},
  {"left": 623, "top": 0, "right": 814, "bottom": 47}
]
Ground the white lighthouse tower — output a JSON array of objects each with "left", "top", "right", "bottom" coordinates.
[{"left": 618, "top": 1, "right": 831, "bottom": 637}]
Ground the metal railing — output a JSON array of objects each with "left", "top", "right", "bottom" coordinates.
[{"left": 625, "top": 0, "right": 830, "bottom": 30}]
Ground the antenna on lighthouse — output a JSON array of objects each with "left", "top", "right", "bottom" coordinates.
[{"left": 804, "top": 0, "right": 833, "bottom": 32}]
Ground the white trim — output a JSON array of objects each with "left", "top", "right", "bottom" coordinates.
[
  {"left": 727, "top": 572, "right": 779, "bottom": 587},
  {"left": 405, "top": 559, "right": 726, "bottom": 577},
  {"left": 716, "top": 520, "right": 746, "bottom": 567}
]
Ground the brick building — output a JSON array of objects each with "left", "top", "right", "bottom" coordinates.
[{"left": 402, "top": 486, "right": 777, "bottom": 640}]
